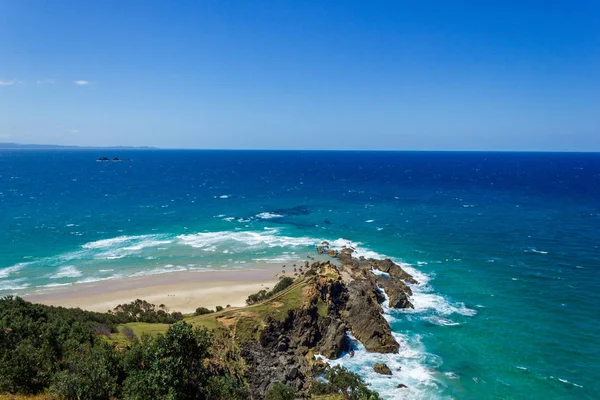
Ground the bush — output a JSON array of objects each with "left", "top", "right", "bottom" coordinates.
[
  {"left": 266, "top": 382, "right": 296, "bottom": 400},
  {"left": 310, "top": 365, "right": 381, "bottom": 400},
  {"left": 195, "top": 307, "right": 214, "bottom": 316},
  {"left": 122, "top": 322, "right": 213, "bottom": 399},
  {"left": 215, "top": 305, "right": 224, "bottom": 312},
  {"left": 0, "top": 297, "right": 248, "bottom": 399},
  {"left": 50, "top": 341, "right": 121, "bottom": 400},
  {"left": 122, "top": 326, "right": 136, "bottom": 340},
  {"left": 109, "top": 299, "right": 185, "bottom": 324}
]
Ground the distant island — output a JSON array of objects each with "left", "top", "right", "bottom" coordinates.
[{"left": 0, "top": 142, "right": 158, "bottom": 150}]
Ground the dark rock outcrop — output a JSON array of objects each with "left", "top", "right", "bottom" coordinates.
[
  {"left": 375, "top": 275, "right": 414, "bottom": 309},
  {"left": 341, "top": 279, "right": 399, "bottom": 353},
  {"left": 373, "top": 363, "right": 393, "bottom": 375},
  {"left": 368, "top": 258, "right": 418, "bottom": 284}
]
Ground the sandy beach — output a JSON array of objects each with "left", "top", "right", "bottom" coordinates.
[{"left": 23, "top": 264, "right": 289, "bottom": 314}]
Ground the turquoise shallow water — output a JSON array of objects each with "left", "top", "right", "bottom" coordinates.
[{"left": 1, "top": 150, "right": 599, "bottom": 399}]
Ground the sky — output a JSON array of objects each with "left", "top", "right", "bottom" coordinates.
[{"left": 0, "top": 0, "right": 598, "bottom": 151}]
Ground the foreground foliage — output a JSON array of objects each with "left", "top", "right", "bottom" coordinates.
[
  {"left": 0, "top": 296, "right": 244, "bottom": 399},
  {"left": 1, "top": 293, "right": 381, "bottom": 400},
  {"left": 311, "top": 366, "right": 382, "bottom": 400}
]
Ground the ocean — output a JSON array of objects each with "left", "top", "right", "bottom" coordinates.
[{"left": 1, "top": 150, "right": 598, "bottom": 399}]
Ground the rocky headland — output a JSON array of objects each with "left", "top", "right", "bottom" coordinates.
[{"left": 230, "top": 244, "right": 417, "bottom": 398}]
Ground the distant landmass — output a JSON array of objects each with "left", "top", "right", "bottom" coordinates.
[{"left": 0, "top": 142, "right": 158, "bottom": 150}]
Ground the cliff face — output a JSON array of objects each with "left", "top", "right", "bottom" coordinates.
[{"left": 238, "top": 249, "right": 416, "bottom": 398}]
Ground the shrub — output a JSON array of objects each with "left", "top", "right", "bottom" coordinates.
[
  {"left": 122, "top": 322, "right": 213, "bottom": 399},
  {"left": 310, "top": 365, "right": 381, "bottom": 400},
  {"left": 94, "top": 323, "right": 112, "bottom": 337},
  {"left": 195, "top": 306, "right": 214, "bottom": 316},
  {"left": 122, "top": 326, "right": 136, "bottom": 340},
  {"left": 109, "top": 299, "right": 184, "bottom": 324},
  {"left": 215, "top": 305, "right": 224, "bottom": 312},
  {"left": 266, "top": 382, "right": 296, "bottom": 400},
  {"left": 50, "top": 342, "right": 121, "bottom": 400}
]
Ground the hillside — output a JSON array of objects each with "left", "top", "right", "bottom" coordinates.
[{"left": 1, "top": 246, "right": 416, "bottom": 399}]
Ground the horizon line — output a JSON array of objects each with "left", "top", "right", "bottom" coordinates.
[{"left": 1, "top": 143, "right": 599, "bottom": 154}]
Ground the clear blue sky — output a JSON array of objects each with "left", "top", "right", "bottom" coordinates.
[{"left": 0, "top": 0, "right": 598, "bottom": 150}]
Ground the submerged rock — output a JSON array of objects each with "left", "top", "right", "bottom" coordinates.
[{"left": 374, "top": 363, "right": 393, "bottom": 375}]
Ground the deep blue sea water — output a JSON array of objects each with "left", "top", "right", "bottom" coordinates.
[{"left": 1, "top": 150, "right": 599, "bottom": 399}]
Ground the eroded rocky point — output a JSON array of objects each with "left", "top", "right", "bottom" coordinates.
[{"left": 230, "top": 246, "right": 416, "bottom": 398}]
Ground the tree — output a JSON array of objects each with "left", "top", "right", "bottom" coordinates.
[
  {"left": 123, "top": 322, "right": 213, "bottom": 400},
  {"left": 195, "top": 307, "right": 214, "bottom": 316},
  {"left": 50, "top": 341, "right": 121, "bottom": 400},
  {"left": 310, "top": 366, "right": 381, "bottom": 400}
]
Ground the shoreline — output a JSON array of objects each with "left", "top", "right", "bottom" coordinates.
[{"left": 23, "top": 264, "right": 291, "bottom": 314}]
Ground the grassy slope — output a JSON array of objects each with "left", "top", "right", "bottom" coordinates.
[{"left": 109, "top": 276, "right": 313, "bottom": 344}]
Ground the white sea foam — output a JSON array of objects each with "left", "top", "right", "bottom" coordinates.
[
  {"left": 316, "top": 332, "right": 446, "bottom": 400},
  {"left": 255, "top": 212, "right": 284, "bottom": 219},
  {"left": 75, "top": 274, "right": 124, "bottom": 284},
  {"left": 406, "top": 291, "right": 476, "bottom": 317},
  {"left": 82, "top": 235, "right": 142, "bottom": 250},
  {"left": 525, "top": 248, "right": 549, "bottom": 254},
  {"left": 177, "top": 230, "right": 317, "bottom": 252},
  {"left": 365, "top": 219, "right": 375, "bottom": 223},
  {"left": 0, "top": 278, "right": 30, "bottom": 291},
  {"left": 422, "top": 316, "right": 461, "bottom": 326},
  {"left": 90, "top": 235, "right": 173, "bottom": 259},
  {"left": 371, "top": 268, "right": 391, "bottom": 277},
  {"left": 0, "top": 262, "right": 29, "bottom": 278},
  {"left": 551, "top": 376, "right": 583, "bottom": 388},
  {"left": 39, "top": 282, "right": 72, "bottom": 288},
  {"left": 253, "top": 254, "right": 301, "bottom": 263},
  {"left": 50, "top": 265, "right": 82, "bottom": 279},
  {"left": 129, "top": 266, "right": 188, "bottom": 277},
  {"left": 121, "top": 239, "right": 172, "bottom": 252}
]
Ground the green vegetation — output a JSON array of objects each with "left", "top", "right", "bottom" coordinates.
[
  {"left": 121, "top": 323, "right": 244, "bottom": 400},
  {"left": 316, "top": 298, "right": 329, "bottom": 317},
  {"left": 0, "top": 296, "right": 246, "bottom": 399},
  {"left": 215, "top": 305, "right": 224, "bottom": 312},
  {"left": 266, "top": 382, "right": 296, "bottom": 400},
  {"left": 109, "top": 299, "right": 183, "bottom": 323},
  {"left": 194, "top": 306, "right": 214, "bottom": 315},
  {"left": 0, "top": 265, "right": 383, "bottom": 400},
  {"left": 310, "top": 366, "right": 381, "bottom": 400},
  {"left": 246, "top": 276, "right": 294, "bottom": 305}
]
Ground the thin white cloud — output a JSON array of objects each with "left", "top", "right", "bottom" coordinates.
[
  {"left": 69, "top": 129, "right": 80, "bottom": 134},
  {"left": 0, "top": 80, "right": 16, "bottom": 86},
  {"left": 73, "top": 80, "right": 90, "bottom": 85},
  {"left": 37, "top": 79, "right": 56, "bottom": 85}
]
